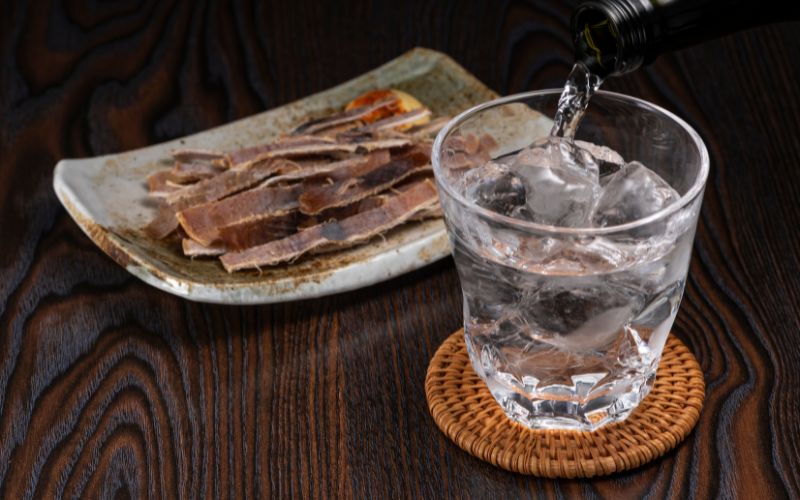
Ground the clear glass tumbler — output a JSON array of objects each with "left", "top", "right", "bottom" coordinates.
[{"left": 432, "top": 90, "right": 709, "bottom": 431}]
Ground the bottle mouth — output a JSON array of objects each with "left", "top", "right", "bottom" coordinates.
[{"left": 571, "top": 0, "right": 647, "bottom": 77}]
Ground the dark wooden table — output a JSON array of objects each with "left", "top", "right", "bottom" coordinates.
[{"left": 2, "top": 1, "right": 800, "bottom": 498}]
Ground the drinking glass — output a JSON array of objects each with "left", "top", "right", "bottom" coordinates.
[{"left": 431, "top": 90, "right": 709, "bottom": 431}]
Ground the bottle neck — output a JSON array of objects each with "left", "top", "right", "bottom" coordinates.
[
  {"left": 572, "top": 0, "right": 649, "bottom": 78},
  {"left": 572, "top": 0, "right": 800, "bottom": 78}
]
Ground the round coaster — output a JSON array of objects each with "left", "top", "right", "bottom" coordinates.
[{"left": 425, "top": 329, "right": 705, "bottom": 478}]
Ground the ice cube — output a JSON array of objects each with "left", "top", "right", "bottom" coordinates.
[
  {"left": 592, "top": 162, "right": 680, "bottom": 227},
  {"left": 575, "top": 140, "right": 625, "bottom": 178},
  {"left": 514, "top": 281, "right": 642, "bottom": 351},
  {"left": 511, "top": 137, "right": 602, "bottom": 227},
  {"left": 575, "top": 140, "right": 625, "bottom": 165},
  {"left": 463, "top": 161, "right": 527, "bottom": 216}
]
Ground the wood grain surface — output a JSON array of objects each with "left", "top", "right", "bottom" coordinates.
[{"left": 2, "top": 1, "right": 800, "bottom": 498}]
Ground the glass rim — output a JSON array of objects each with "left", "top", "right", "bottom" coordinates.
[{"left": 431, "top": 89, "right": 710, "bottom": 236}]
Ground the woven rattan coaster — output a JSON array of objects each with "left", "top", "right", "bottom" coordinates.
[{"left": 425, "top": 329, "right": 705, "bottom": 478}]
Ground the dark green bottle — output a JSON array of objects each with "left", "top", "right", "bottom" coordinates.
[{"left": 572, "top": 0, "right": 800, "bottom": 78}]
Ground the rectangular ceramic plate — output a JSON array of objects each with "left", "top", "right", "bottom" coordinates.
[{"left": 52, "top": 48, "right": 500, "bottom": 304}]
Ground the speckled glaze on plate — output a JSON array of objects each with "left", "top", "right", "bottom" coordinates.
[{"left": 53, "top": 48, "right": 506, "bottom": 304}]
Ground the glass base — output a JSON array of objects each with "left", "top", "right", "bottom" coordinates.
[{"left": 483, "top": 370, "right": 656, "bottom": 432}]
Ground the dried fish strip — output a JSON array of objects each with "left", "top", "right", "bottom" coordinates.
[
  {"left": 177, "top": 183, "right": 303, "bottom": 246},
  {"left": 145, "top": 206, "right": 178, "bottom": 239},
  {"left": 298, "top": 150, "right": 430, "bottom": 215},
  {"left": 359, "top": 108, "right": 431, "bottom": 132},
  {"left": 268, "top": 150, "right": 392, "bottom": 187},
  {"left": 220, "top": 179, "right": 439, "bottom": 271},
  {"left": 166, "top": 158, "right": 300, "bottom": 209},
  {"left": 182, "top": 238, "right": 226, "bottom": 257},
  {"left": 292, "top": 98, "right": 396, "bottom": 135},
  {"left": 216, "top": 213, "right": 299, "bottom": 251},
  {"left": 146, "top": 163, "right": 220, "bottom": 193},
  {"left": 227, "top": 136, "right": 336, "bottom": 167}
]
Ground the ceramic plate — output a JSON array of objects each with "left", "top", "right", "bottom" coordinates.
[{"left": 53, "top": 48, "right": 536, "bottom": 304}]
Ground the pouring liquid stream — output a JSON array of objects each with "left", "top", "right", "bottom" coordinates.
[{"left": 550, "top": 63, "right": 604, "bottom": 139}]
